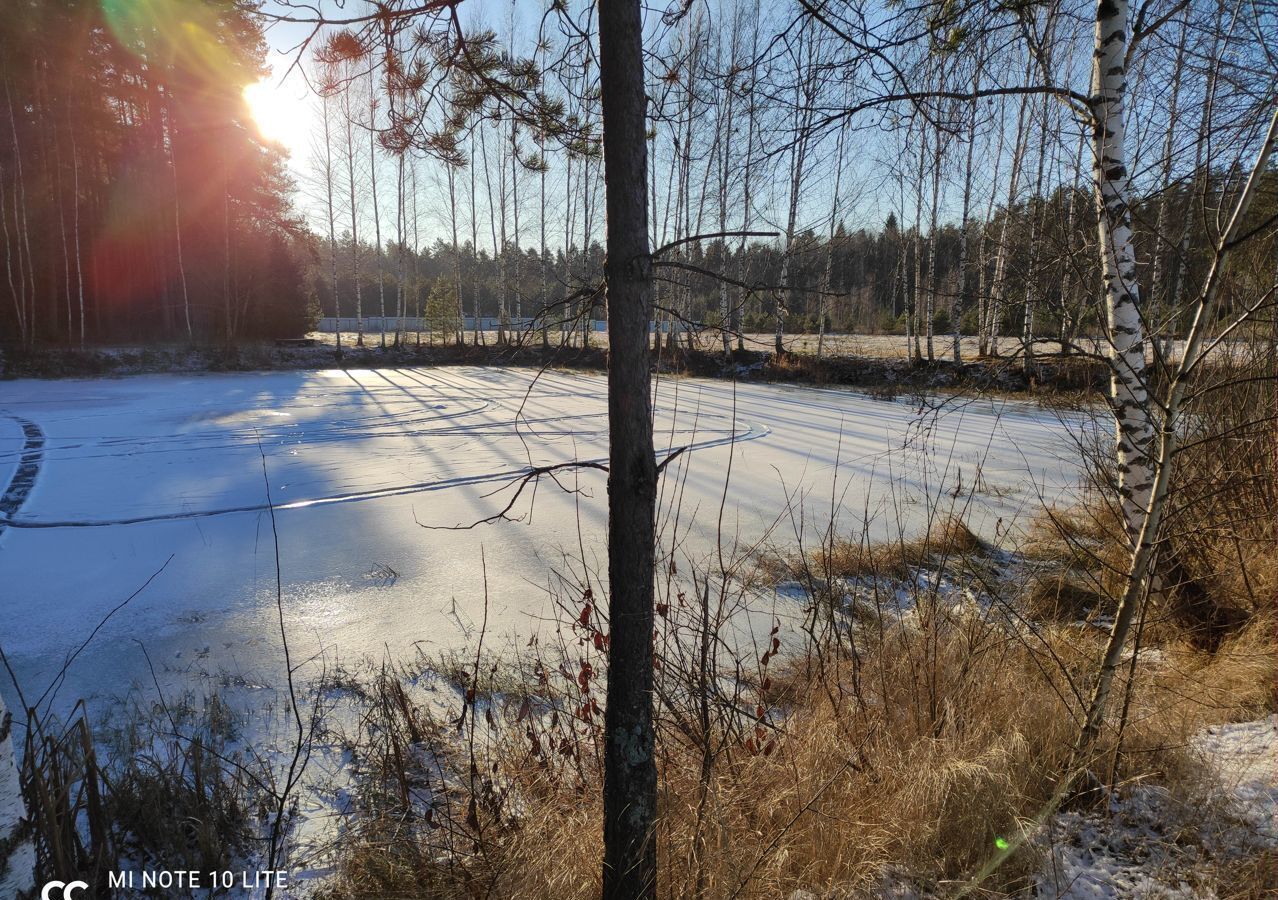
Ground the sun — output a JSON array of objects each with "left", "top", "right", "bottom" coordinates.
[{"left": 243, "top": 75, "right": 308, "bottom": 153}]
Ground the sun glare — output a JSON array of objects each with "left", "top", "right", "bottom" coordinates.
[{"left": 243, "top": 77, "right": 307, "bottom": 152}]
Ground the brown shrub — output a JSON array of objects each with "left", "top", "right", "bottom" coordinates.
[
  {"left": 799, "top": 515, "right": 985, "bottom": 583},
  {"left": 315, "top": 596, "right": 1271, "bottom": 900},
  {"left": 1023, "top": 573, "right": 1112, "bottom": 623}
]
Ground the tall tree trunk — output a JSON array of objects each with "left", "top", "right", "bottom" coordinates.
[
  {"left": 449, "top": 162, "right": 464, "bottom": 346},
  {"left": 988, "top": 73, "right": 1032, "bottom": 358},
  {"left": 481, "top": 123, "right": 507, "bottom": 345},
  {"left": 53, "top": 116, "right": 73, "bottom": 345},
  {"left": 540, "top": 125, "right": 550, "bottom": 350},
  {"left": 1022, "top": 98, "right": 1052, "bottom": 370},
  {"left": 910, "top": 127, "right": 926, "bottom": 363},
  {"left": 344, "top": 86, "right": 364, "bottom": 347},
  {"left": 1092, "top": 0, "right": 1152, "bottom": 545},
  {"left": 582, "top": 148, "right": 595, "bottom": 349},
  {"left": 167, "top": 115, "right": 192, "bottom": 341},
  {"left": 369, "top": 94, "right": 387, "bottom": 348},
  {"left": 1170, "top": 10, "right": 1223, "bottom": 367},
  {"left": 469, "top": 137, "right": 481, "bottom": 346},
  {"left": 925, "top": 125, "right": 943, "bottom": 363},
  {"left": 976, "top": 100, "right": 1006, "bottom": 357},
  {"left": 735, "top": 0, "right": 760, "bottom": 354},
  {"left": 715, "top": 28, "right": 735, "bottom": 356},
  {"left": 1077, "top": 104, "right": 1278, "bottom": 760},
  {"left": 1148, "top": 15, "right": 1188, "bottom": 363},
  {"left": 395, "top": 150, "right": 406, "bottom": 346},
  {"left": 563, "top": 147, "right": 574, "bottom": 347},
  {"left": 776, "top": 37, "right": 815, "bottom": 358},
  {"left": 511, "top": 118, "right": 522, "bottom": 328},
  {"left": 818, "top": 110, "right": 848, "bottom": 360},
  {"left": 5, "top": 77, "right": 31, "bottom": 348},
  {"left": 954, "top": 74, "right": 979, "bottom": 363},
  {"left": 1058, "top": 130, "right": 1086, "bottom": 355},
  {"left": 0, "top": 695, "right": 35, "bottom": 896},
  {"left": 411, "top": 158, "right": 421, "bottom": 346},
  {"left": 323, "top": 93, "right": 342, "bottom": 358},
  {"left": 222, "top": 153, "right": 232, "bottom": 343},
  {"left": 598, "top": 0, "right": 658, "bottom": 895}
]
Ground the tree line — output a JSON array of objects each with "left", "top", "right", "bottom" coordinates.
[{"left": 0, "top": 0, "right": 308, "bottom": 348}]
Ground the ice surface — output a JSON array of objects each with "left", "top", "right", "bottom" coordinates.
[{"left": 0, "top": 367, "right": 1081, "bottom": 714}]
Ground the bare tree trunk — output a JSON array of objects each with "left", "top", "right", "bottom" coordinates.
[
  {"left": 71, "top": 127, "right": 85, "bottom": 349},
  {"left": 1022, "top": 97, "right": 1052, "bottom": 370},
  {"left": 582, "top": 148, "right": 595, "bottom": 349},
  {"left": 1148, "top": 15, "right": 1188, "bottom": 363},
  {"left": 411, "top": 158, "right": 421, "bottom": 346},
  {"left": 776, "top": 33, "right": 817, "bottom": 358},
  {"left": 818, "top": 107, "right": 848, "bottom": 360},
  {"left": 0, "top": 695, "right": 34, "bottom": 897},
  {"left": 469, "top": 136, "right": 481, "bottom": 346},
  {"left": 53, "top": 117, "right": 73, "bottom": 344},
  {"left": 988, "top": 73, "right": 1032, "bottom": 358},
  {"left": 563, "top": 146, "right": 574, "bottom": 347},
  {"left": 925, "top": 125, "right": 944, "bottom": 363},
  {"left": 715, "top": 26, "right": 735, "bottom": 355},
  {"left": 511, "top": 118, "right": 522, "bottom": 329},
  {"left": 222, "top": 153, "right": 232, "bottom": 343},
  {"left": 954, "top": 73, "right": 978, "bottom": 363},
  {"left": 1077, "top": 104, "right": 1278, "bottom": 760},
  {"left": 343, "top": 81, "right": 364, "bottom": 347},
  {"left": 1170, "top": 12, "right": 1224, "bottom": 367},
  {"left": 323, "top": 93, "right": 342, "bottom": 358},
  {"left": 1, "top": 154, "right": 19, "bottom": 347},
  {"left": 168, "top": 116, "right": 192, "bottom": 341},
  {"left": 539, "top": 123, "right": 550, "bottom": 350},
  {"left": 369, "top": 94, "right": 387, "bottom": 348},
  {"left": 449, "top": 162, "right": 464, "bottom": 346},
  {"left": 480, "top": 123, "right": 507, "bottom": 345},
  {"left": 1092, "top": 0, "right": 1152, "bottom": 546},
  {"left": 4, "top": 77, "right": 32, "bottom": 348},
  {"left": 976, "top": 101, "right": 1006, "bottom": 357},
  {"left": 1058, "top": 130, "right": 1086, "bottom": 354},
  {"left": 395, "top": 150, "right": 406, "bottom": 346},
  {"left": 599, "top": 0, "right": 658, "bottom": 894},
  {"left": 910, "top": 127, "right": 925, "bottom": 363},
  {"left": 734, "top": 0, "right": 760, "bottom": 354}
]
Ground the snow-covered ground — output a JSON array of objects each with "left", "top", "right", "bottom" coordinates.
[
  {"left": 1039, "top": 716, "right": 1278, "bottom": 898},
  {"left": 0, "top": 366, "right": 1081, "bottom": 716}
]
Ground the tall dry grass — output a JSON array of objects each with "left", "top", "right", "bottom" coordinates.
[
  {"left": 314, "top": 500, "right": 1274, "bottom": 899},
  {"left": 313, "top": 337, "right": 1278, "bottom": 895}
]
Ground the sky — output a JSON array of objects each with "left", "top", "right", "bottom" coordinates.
[{"left": 245, "top": 0, "right": 1271, "bottom": 252}]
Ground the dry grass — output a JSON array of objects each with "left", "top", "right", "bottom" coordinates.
[
  {"left": 314, "top": 594, "right": 1276, "bottom": 900},
  {"left": 765, "top": 514, "right": 984, "bottom": 584},
  {"left": 310, "top": 349, "right": 1278, "bottom": 898},
  {"left": 320, "top": 624, "right": 1089, "bottom": 898},
  {"left": 1022, "top": 572, "right": 1111, "bottom": 622},
  {"left": 1216, "top": 848, "right": 1278, "bottom": 899}
]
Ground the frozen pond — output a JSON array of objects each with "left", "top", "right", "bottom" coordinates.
[{"left": 0, "top": 367, "right": 1083, "bottom": 715}]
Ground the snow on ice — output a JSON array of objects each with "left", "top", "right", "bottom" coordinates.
[{"left": 0, "top": 366, "right": 1080, "bottom": 715}]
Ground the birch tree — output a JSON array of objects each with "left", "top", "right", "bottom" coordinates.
[
  {"left": 775, "top": 23, "right": 820, "bottom": 357},
  {"left": 1078, "top": 103, "right": 1278, "bottom": 761},
  {"left": 1091, "top": 0, "right": 1153, "bottom": 546},
  {"left": 369, "top": 92, "right": 388, "bottom": 348},
  {"left": 0, "top": 695, "right": 34, "bottom": 897}
]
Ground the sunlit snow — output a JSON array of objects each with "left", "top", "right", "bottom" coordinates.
[{"left": 0, "top": 366, "right": 1082, "bottom": 714}]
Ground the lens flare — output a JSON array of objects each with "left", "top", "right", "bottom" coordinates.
[{"left": 100, "top": 0, "right": 241, "bottom": 84}]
